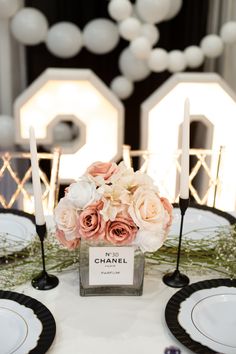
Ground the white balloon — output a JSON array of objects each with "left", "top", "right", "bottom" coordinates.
[
  {"left": 110, "top": 76, "right": 134, "bottom": 99},
  {"left": 136, "top": 0, "right": 171, "bottom": 24},
  {"left": 200, "top": 34, "right": 224, "bottom": 58},
  {"left": 46, "top": 22, "right": 83, "bottom": 58},
  {"left": 0, "top": 115, "right": 15, "bottom": 148},
  {"left": 164, "top": 0, "right": 183, "bottom": 21},
  {"left": 108, "top": 0, "right": 132, "bottom": 22},
  {"left": 184, "top": 46, "right": 204, "bottom": 68},
  {"left": 53, "top": 122, "right": 73, "bottom": 143},
  {"left": 11, "top": 8, "right": 48, "bottom": 45},
  {"left": 119, "top": 17, "right": 141, "bottom": 41},
  {"left": 168, "top": 50, "right": 186, "bottom": 72},
  {"left": 148, "top": 48, "right": 168, "bottom": 72},
  {"left": 140, "top": 24, "right": 160, "bottom": 46},
  {"left": 119, "top": 47, "right": 151, "bottom": 81},
  {"left": 0, "top": 0, "right": 21, "bottom": 19},
  {"left": 130, "top": 36, "right": 152, "bottom": 60},
  {"left": 131, "top": 2, "right": 143, "bottom": 21},
  {"left": 220, "top": 21, "right": 236, "bottom": 44},
  {"left": 83, "top": 18, "right": 119, "bottom": 54}
]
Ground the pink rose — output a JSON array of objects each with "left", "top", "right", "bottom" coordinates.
[
  {"left": 105, "top": 213, "right": 138, "bottom": 245},
  {"left": 161, "top": 197, "right": 173, "bottom": 231},
  {"left": 56, "top": 229, "right": 80, "bottom": 250},
  {"left": 86, "top": 161, "right": 118, "bottom": 181},
  {"left": 78, "top": 201, "right": 106, "bottom": 240}
]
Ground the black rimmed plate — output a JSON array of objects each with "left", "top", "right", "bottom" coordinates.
[
  {"left": 165, "top": 278, "right": 236, "bottom": 354},
  {"left": 170, "top": 204, "right": 236, "bottom": 240},
  {"left": 0, "top": 208, "right": 36, "bottom": 259},
  {"left": 0, "top": 290, "right": 56, "bottom": 354}
]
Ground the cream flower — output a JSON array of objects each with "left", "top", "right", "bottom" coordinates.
[
  {"left": 98, "top": 183, "right": 131, "bottom": 221},
  {"left": 66, "top": 176, "right": 101, "bottom": 209},
  {"left": 128, "top": 186, "right": 168, "bottom": 232},
  {"left": 133, "top": 229, "right": 166, "bottom": 252},
  {"left": 109, "top": 161, "right": 134, "bottom": 186},
  {"left": 109, "top": 162, "right": 156, "bottom": 194},
  {"left": 133, "top": 170, "right": 158, "bottom": 190},
  {"left": 54, "top": 198, "right": 78, "bottom": 240}
]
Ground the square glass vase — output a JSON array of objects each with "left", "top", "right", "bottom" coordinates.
[{"left": 79, "top": 238, "right": 145, "bottom": 296}]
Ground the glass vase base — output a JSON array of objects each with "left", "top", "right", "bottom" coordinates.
[{"left": 79, "top": 281, "right": 144, "bottom": 297}]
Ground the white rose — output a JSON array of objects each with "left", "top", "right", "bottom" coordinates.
[
  {"left": 133, "top": 229, "right": 166, "bottom": 252},
  {"left": 54, "top": 198, "right": 78, "bottom": 240},
  {"left": 128, "top": 186, "right": 166, "bottom": 232},
  {"left": 66, "top": 176, "right": 100, "bottom": 209}
]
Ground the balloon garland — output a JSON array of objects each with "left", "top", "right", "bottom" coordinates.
[{"left": 1, "top": 0, "right": 236, "bottom": 101}]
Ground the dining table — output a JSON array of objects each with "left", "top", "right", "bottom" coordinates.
[
  {"left": 1, "top": 205, "right": 236, "bottom": 354},
  {"left": 14, "top": 264, "right": 220, "bottom": 354}
]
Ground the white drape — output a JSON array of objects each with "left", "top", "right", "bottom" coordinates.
[{"left": 206, "top": 0, "right": 236, "bottom": 92}]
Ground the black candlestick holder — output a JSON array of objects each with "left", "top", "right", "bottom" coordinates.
[
  {"left": 32, "top": 223, "right": 59, "bottom": 290},
  {"left": 162, "top": 198, "right": 190, "bottom": 288}
]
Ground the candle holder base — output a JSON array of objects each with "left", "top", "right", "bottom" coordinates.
[
  {"left": 32, "top": 271, "right": 59, "bottom": 290},
  {"left": 163, "top": 269, "right": 189, "bottom": 288}
]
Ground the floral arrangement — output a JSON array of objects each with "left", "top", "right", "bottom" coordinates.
[{"left": 54, "top": 161, "right": 173, "bottom": 252}]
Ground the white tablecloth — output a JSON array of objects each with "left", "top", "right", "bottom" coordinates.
[
  {"left": 15, "top": 265, "right": 220, "bottom": 354},
  {"left": 13, "top": 211, "right": 235, "bottom": 354}
]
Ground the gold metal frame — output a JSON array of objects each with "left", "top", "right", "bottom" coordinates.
[
  {"left": 0, "top": 148, "right": 61, "bottom": 211},
  {"left": 123, "top": 144, "right": 223, "bottom": 206}
]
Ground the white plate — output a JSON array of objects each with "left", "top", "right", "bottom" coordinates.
[
  {"left": 169, "top": 207, "right": 233, "bottom": 240},
  {"left": 178, "top": 286, "right": 236, "bottom": 354},
  {"left": 0, "top": 212, "right": 36, "bottom": 257},
  {"left": 0, "top": 299, "right": 42, "bottom": 354}
]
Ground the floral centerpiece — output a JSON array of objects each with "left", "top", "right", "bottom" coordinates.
[
  {"left": 54, "top": 161, "right": 173, "bottom": 253},
  {"left": 54, "top": 161, "right": 172, "bottom": 296}
]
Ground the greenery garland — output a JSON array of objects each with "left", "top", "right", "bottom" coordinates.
[
  {"left": 147, "top": 225, "right": 236, "bottom": 278},
  {"left": 0, "top": 225, "right": 235, "bottom": 290}
]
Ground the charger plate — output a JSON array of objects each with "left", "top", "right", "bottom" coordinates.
[
  {"left": 0, "top": 290, "right": 56, "bottom": 354},
  {"left": 0, "top": 209, "right": 36, "bottom": 258},
  {"left": 170, "top": 204, "right": 236, "bottom": 240},
  {"left": 165, "top": 278, "right": 236, "bottom": 354}
]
